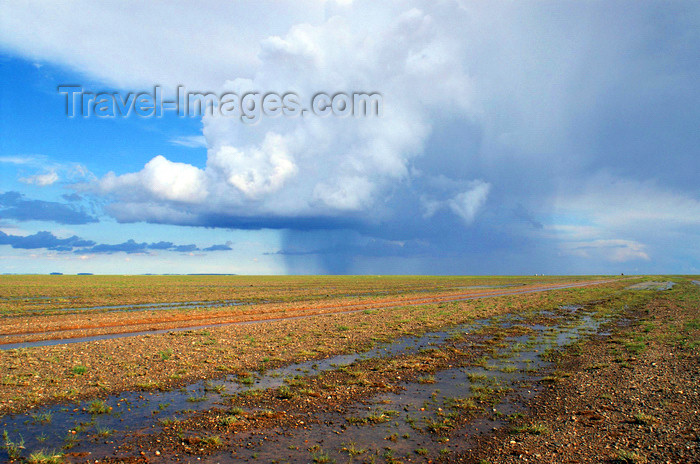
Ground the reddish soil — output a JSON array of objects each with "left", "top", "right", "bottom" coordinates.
[{"left": 0, "top": 279, "right": 615, "bottom": 345}]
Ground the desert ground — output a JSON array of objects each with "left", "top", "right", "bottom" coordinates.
[{"left": 0, "top": 275, "right": 697, "bottom": 463}]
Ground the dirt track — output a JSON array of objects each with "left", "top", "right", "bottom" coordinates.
[{"left": 0, "top": 279, "right": 617, "bottom": 347}]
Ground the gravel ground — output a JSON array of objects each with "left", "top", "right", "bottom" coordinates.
[
  {"left": 456, "top": 282, "right": 700, "bottom": 464},
  {"left": 0, "top": 282, "right": 625, "bottom": 416}
]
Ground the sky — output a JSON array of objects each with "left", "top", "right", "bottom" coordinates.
[{"left": 0, "top": 0, "right": 698, "bottom": 275}]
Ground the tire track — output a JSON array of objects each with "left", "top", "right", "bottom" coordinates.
[{"left": 0, "top": 279, "right": 620, "bottom": 349}]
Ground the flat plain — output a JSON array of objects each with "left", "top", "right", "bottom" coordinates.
[{"left": 0, "top": 275, "right": 697, "bottom": 463}]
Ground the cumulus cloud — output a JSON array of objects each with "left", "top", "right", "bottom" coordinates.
[
  {"left": 77, "top": 2, "right": 481, "bottom": 227},
  {"left": 147, "top": 241, "right": 176, "bottom": 250},
  {"left": 95, "top": 156, "right": 208, "bottom": 203},
  {"left": 67, "top": 1, "right": 697, "bottom": 240},
  {"left": 208, "top": 133, "right": 297, "bottom": 200},
  {"left": 2, "top": 1, "right": 698, "bottom": 273},
  {"left": 541, "top": 173, "right": 700, "bottom": 268}
]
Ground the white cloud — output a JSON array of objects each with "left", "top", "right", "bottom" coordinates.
[
  {"left": 69, "top": 2, "right": 481, "bottom": 224},
  {"left": 2, "top": 154, "right": 94, "bottom": 185},
  {"left": 19, "top": 170, "right": 59, "bottom": 186},
  {"left": 448, "top": 181, "right": 491, "bottom": 224},
  {"left": 96, "top": 156, "right": 207, "bottom": 203},
  {"left": 0, "top": 0, "right": 328, "bottom": 89},
  {"left": 553, "top": 173, "right": 700, "bottom": 229},
  {"left": 560, "top": 239, "right": 650, "bottom": 263},
  {"left": 0, "top": 156, "right": 40, "bottom": 165},
  {"left": 169, "top": 136, "right": 207, "bottom": 148},
  {"left": 208, "top": 133, "right": 297, "bottom": 200},
  {"left": 313, "top": 176, "right": 375, "bottom": 211},
  {"left": 544, "top": 224, "right": 602, "bottom": 241},
  {"left": 3, "top": 0, "right": 697, "bottom": 278},
  {"left": 541, "top": 173, "right": 700, "bottom": 265}
]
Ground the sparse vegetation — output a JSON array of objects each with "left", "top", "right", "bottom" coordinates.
[
  {"left": 615, "top": 449, "right": 645, "bottom": 464},
  {"left": 31, "top": 411, "right": 52, "bottom": 424},
  {"left": 201, "top": 434, "right": 222, "bottom": 446},
  {"left": 340, "top": 442, "right": 366, "bottom": 456},
  {"left": 87, "top": 399, "right": 109, "bottom": 414},
  {"left": 632, "top": 412, "right": 655, "bottom": 425},
  {"left": 3, "top": 276, "right": 694, "bottom": 462},
  {"left": 26, "top": 449, "right": 64, "bottom": 464},
  {"left": 71, "top": 365, "right": 87, "bottom": 375},
  {"left": 2, "top": 430, "right": 25, "bottom": 459},
  {"left": 512, "top": 423, "right": 549, "bottom": 435},
  {"left": 95, "top": 425, "right": 113, "bottom": 437}
]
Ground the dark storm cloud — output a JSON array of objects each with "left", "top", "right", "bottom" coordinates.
[
  {"left": 147, "top": 241, "right": 175, "bottom": 250},
  {"left": 81, "top": 241, "right": 202, "bottom": 254},
  {"left": 82, "top": 239, "right": 150, "bottom": 254},
  {"left": 203, "top": 244, "right": 232, "bottom": 251},
  {"left": 172, "top": 244, "right": 198, "bottom": 252},
  {"left": 0, "top": 230, "right": 231, "bottom": 255},
  {"left": 0, "top": 230, "right": 96, "bottom": 250},
  {"left": 267, "top": 235, "right": 429, "bottom": 258},
  {"left": 3, "top": 2, "right": 697, "bottom": 275},
  {"left": 0, "top": 191, "right": 98, "bottom": 224},
  {"left": 62, "top": 193, "right": 83, "bottom": 202},
  {"left": 105, "top": 203, "right": 365, "bottom": 231}
]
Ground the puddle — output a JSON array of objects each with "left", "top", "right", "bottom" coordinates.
[
  {"left": 626, "top": 281, "right": 676, "bottom": 291},
  {"left": 560, "top": 304, "right": 583, "bottom": 312},
  {"left": 691, "top": 280, "right": 700, "bottom": 287},
  {"left": 0, "top": 318, "right": 504, "bottom": 459},
  {"left": 208, "top": 312, "right": 607, "bottom": 462},
  {"left": 0, "top": 306, "right": 610, "bottom": 462}
]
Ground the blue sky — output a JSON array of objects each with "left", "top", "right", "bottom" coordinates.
[{"left": 0, "top": 1, "right": 698, "bottom": 275}]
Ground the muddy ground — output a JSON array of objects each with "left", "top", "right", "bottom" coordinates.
[
  {"left": 459, "top": 281, "right": 699, "bottom": 464},
  {"left": 0, "top": 276, "right": 697, "bottom": 463},
  {"left": 0, "top": 279, "right": 625, "bottom": 416}
]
